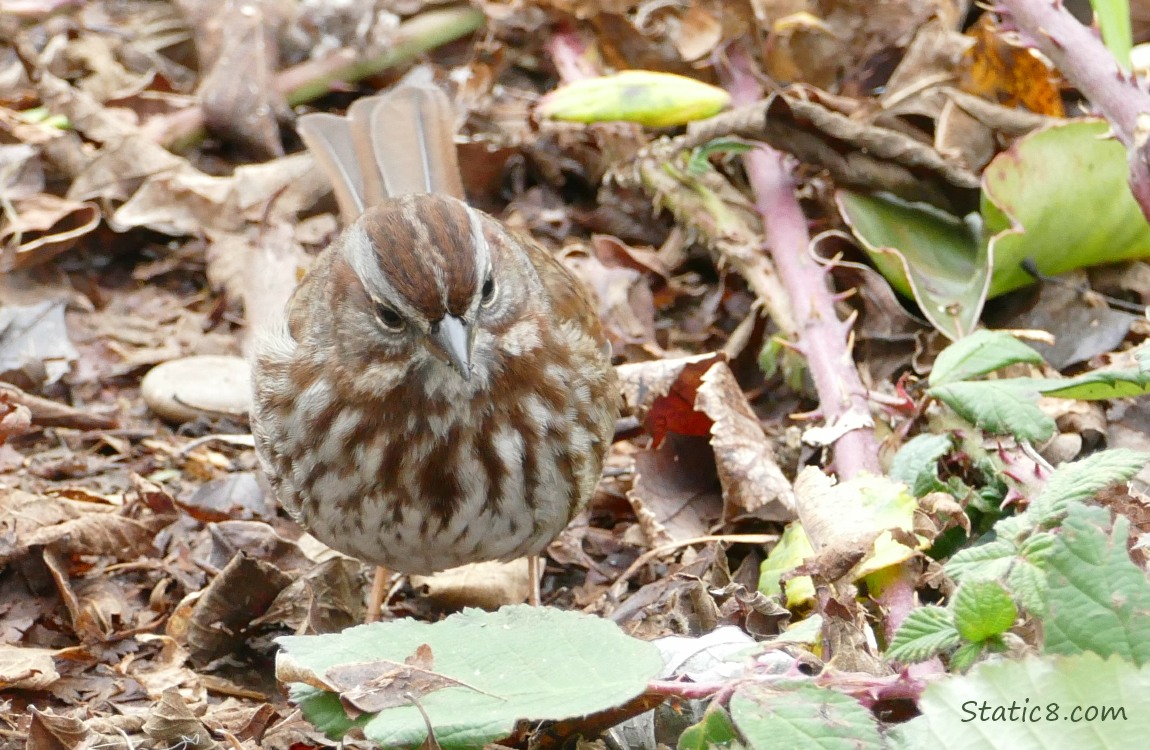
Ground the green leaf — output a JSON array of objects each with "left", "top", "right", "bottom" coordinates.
[
  {"left": 886, "top": 605, "right": 961, "bottom": 663},
  {"left": 729, "top": 682, "right": 883, "bottom": 750},
  {"left": 945, "top": 539, "right": 1017, "bottom": 582},
  {"left": 537, "top": 70, "right": 730, "bottom": 127},
  {"left": 929, "top": 329, "right": 1046, "bottom": 386},
  {"left": 892, "top": 653, "right": 1150, "bottom": 749},
  {"left": 954, "top": 580, "right": 1017, "bottom": 643},
  {"left": 1028, "top": 449, "right": 1149, "bottom": 524},
  {"left": 890, "top": 433, "right": 954, "bottom": 497},
  {"left": 837, "top": 190, "right": 987, "bottom": 340},
  {"left": 1018, "top": 532, "right": 1056, "bottom": 564},
  {"left": 678, "top": 702, "right": 741, "bottom": 750},
  {"left": 843, "top": 122, "right": 1150, "bottom": 342},
  {"left": 928, "top": 380, "right": 1055, "bottom": 442},
  {"left": 276, "top": 606, "right": 664, "bottom": 749},
  {"left": 1091, "top": 0, "right": 1133, "bottom": 69},
  {"left": 759, "top": 522, "right": 816, "bottom": 607},
  {"left": 1043, "top": 504, "right": 1150, "bottom": 666},
  {"left": 1020, "top": 369, "right": 1150, "bottom": 399},
  {"left": 687, "top": 138, "right": 755, "bottom": 175},
  {"left": 982, "top": 120, "right": 1150, "bottom": 297},
  {"left": 1007, "top": 559, "right": 1048, "bottom": 618},
  {"left": 948, "top": 640, "right": 984, "bottom": 673}
]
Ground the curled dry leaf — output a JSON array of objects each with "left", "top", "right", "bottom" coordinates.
[
  {"left": 0, "top": 381, "right": 117, "bottom": 430},
  {"left": 696, "top": 361, "right": 794, "bottom": 521},
  {"left": 185, "top": 552, "right": 292, "bottom": 666},
  {"left": 0, "top": 395, "right": 32, "bottom": 446},
  {"left": 412, "top": 558, "right": 533, "bottom": 610},
  {"left": 0, "top": 645, "right": 62, "bottom": 690},
  {"left": 142, "top": 687, "right": 220, "bottom": 750},
  {"left": 0, "top": 299, "right": 79, "bottom": 389},
  {"left": 253, "top": 556, "right": 364, "bottom": 634},
  {"left": 617, "top": 353, "right": 794, "bottom": 522},
  {"left": 196, "top": 0, "right": 286, "bottom": 159},
  {"left": 27, "top": 707, "right": 94, "bottom": 749}
]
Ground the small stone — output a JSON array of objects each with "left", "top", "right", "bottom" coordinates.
[{"left": 142, "top": 355, "right": 251, "bottom": 423}]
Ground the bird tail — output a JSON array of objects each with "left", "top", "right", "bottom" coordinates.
[{"left": 296, "top": 83, "right": 465, "bottom": 224}]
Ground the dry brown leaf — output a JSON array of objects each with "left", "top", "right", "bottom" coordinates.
[
  {"left": 26, "top": 706, "right": 93, "bottom": 750},
  {"left": 186, "top": 553, "right": 292, "bottom": 665},
  {"left": 0, "top": 298, "right": 78, "bottom": 388},
  {"left": 628, "top": 434, "right": 723, "bottom": 544},
  {"left": 0, "top": 645, "right": 61, "bottom": 690},
  {"left": 695, "top": 361, "right": 794, "bottom": 521},
  {"left": 961, "top": 13, "right": 1065, "bottom": 117},
  {"left": 325, "top": 644, "right": 490, "bottom": 718},
  {"left": 197, "top": 0, "right": 286, "bottom": 159},
  {"left": 142, "top": 687, "right": 220, "bottom": 749},
  {"left": 254, "top": 556, "right": 363, "bottom": 633},
  {"left": 411, "top": 558, "right": 532, "bottom": 610}
]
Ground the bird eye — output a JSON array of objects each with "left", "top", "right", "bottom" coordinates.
[
  {"left": 374, "top": 301, "right": 405, "bottom": 331},
  {"left": 481, "top": 275, "right": 496, "bottom": 306}
]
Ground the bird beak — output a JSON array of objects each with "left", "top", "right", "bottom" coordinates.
[{"left": 430, "top": 315, "right": 472, "bottom": 380}]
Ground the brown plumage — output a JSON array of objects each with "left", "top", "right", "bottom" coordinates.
[{"left": 250, "top": 84, "right": 619, "bottom": 586}]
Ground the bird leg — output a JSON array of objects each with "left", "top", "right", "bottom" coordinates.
[{"left": 366, "top": 565, "right": 390, "bottom": 623}]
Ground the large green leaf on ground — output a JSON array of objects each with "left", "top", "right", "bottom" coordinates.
[
  {"left": 730, "top": 682, "right": 883, "bottom": 749},
  {"left": 276, "top": 605, "right": 664, "bottom": 749},
  {"left": 892, "top": 652, "right": 1150, "bottom": 749}
]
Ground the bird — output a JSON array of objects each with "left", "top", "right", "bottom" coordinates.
[{"left": 249, "top": 82, "right": 620, "bottom": 619}]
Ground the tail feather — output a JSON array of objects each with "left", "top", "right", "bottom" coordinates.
[{"left": 297, "top": 84, "right": 464, "bottom": 224}]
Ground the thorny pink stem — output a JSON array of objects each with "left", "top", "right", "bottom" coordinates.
[
  {"left": 721, "top": 49, "right": 880, "bottom": 480},
  {"left": 998, "top": 0, "right": 1150, "bottom": 222},
  {"left": 721, "top": 46, "right": 934, "bottom": 652}
]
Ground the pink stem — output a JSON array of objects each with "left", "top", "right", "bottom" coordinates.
[{"left": 723, "top": 49, "right": 880, "bottom": 479}]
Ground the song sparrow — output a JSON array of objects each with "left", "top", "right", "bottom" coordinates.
[{"left": 250, "top": 84, "right": 619, "bottom": 604}]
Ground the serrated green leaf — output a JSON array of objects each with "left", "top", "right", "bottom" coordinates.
[
  {"left": 890, "top": 433, "right": 954, "bottom": 497},
  {"left": 276, "top": 606, "right": 663, "bottom": 749},
  {"left": 954, "top": 580, "right": 1018, "bottom": 643},
  {"left": 1007, "top": 559, "right": 1048, "bottom": 617},
  {"left": 945, "top": 539, "right": 1017, "bottom": 582},
  {"left": 1028, "top": 449, "right": 1149, "bottom": 524},
  {"left": 730, "top": 682, "right": 883, "bottom": 750},
  {"left": 678, "top": 702, "right": 740, "bottom": 750},
  {"left": 929, "top": 329, "right": 1046, "bottom": 386},
  {"left": 887, "top": 606, "right": 961, "bottom": 662},
  {"left": 892, "top": 653, "right": 1150, "bottom": 749},
  {"left": 948, "top": 640, "right": 984, "bottom": 672},
  {"left": 1044, "top": 504, "right": 1150, "bottom": 665},
  {"left": 1017, "top": 532, "right": 1056, "bottom": 564},
  {"left": 929, "top": 380, "right": 1055, "bottom": 442},
  {"left": 1015, "top": 369, "right": 1150, "bottom": 399}
]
